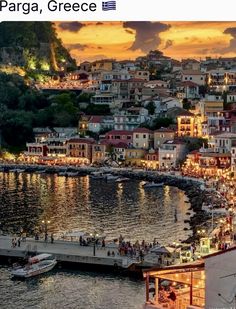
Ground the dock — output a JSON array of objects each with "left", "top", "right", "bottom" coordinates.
[{"left": 0, "top": 236, "right": 137, "bottom": 271}]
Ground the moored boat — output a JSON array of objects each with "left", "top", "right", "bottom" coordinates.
[
  {"left": 105, "top": 174, "right": 119, "bottom": 181},
  {"left": 90, "top": 171, "right": 104, "bottom": 179},
  {"left": 143, "top": 182, "right": 164, "bottom": 188},
  {"left": 115, "top": 177, "right": 130, "bottom": 182},
  {"left": 11, "top": 253, "right": 57, "bottom": 278}
]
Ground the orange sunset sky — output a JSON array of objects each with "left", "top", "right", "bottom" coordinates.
[{"left": 56, "top": 22, "right": 236, "bottom": 63}]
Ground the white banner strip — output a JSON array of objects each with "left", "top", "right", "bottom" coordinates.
[{"left": 0, "top": 0, "right": 236, "bottom": 21}]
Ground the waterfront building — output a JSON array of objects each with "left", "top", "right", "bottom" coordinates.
[
  {"left": 125, "top": 148, "right": 146, "bottom": 166},
  {"left": 91, "top": 141, "right": 110, "bottom": 164},
  {"left": 143, "top": 247, "right": 236, "bottom": 309},
  {"left": 113, "top": 142, "right": 128, "bottom": 161},
  {"left": 66, "top": 138, "right": 95, "bottom": 164},
  {"left": 158, "top": 140, "right": 186, "bottom": 169},
  {"left": 132, "top": 128, "right": 154, "bottom": 149},
  {"left": 154, "top": 127, "right": 175, "bottom": 149},
  {"left": 78, "top": 115, "right": 90, "bottom": 134},
  {"left": 141, "top": 149, "right": 159, "bottom": 170}
]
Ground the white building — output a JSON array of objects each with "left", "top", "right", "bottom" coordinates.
[
  {"left": 132, "top": 128, "right": 154, "bottom": 149},
  {"left": 210, "top": 132, "right": 236, "bottom": 153},
  {"left": 205, "top": 248, "right": 236, "bottom": 308},
  {"left": 181, "top": 70, "right": 206, "bottom": 86},
  {"left": 158, "top": 140, "right": 186, "bottom": 169}
]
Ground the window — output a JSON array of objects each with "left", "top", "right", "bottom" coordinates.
[
  {"left": 136, "top": 134, "right": 139, "bottom": 138},
  {"left": 143, "top": 134, "right": 146, "bottom": 138},
  {"left": 190, "top": 77, "right": 192, "bottom": 80}
]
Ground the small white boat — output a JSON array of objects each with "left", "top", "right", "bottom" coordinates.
[
  {"left": 143, "top": 182, "right": 164, "bottom": 188},
  {"left": 115, "top": 177, "right": 130, "bottom": 182},
  {"left": 66, "top": 172, "right": 78, "bottom": 177},
  {"left": 11, "top": 253, "right": 57, "bottom": 278},
  {"left": 9, "top": 168, "right": 25, "bottom": 173}
]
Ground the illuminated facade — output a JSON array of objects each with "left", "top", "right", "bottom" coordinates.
[{"left": 177, "top": 111, "right": 195, "bottom": 137}]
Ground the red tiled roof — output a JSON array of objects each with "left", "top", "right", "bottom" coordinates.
[
  {"left": 67, "top": 138, "right": 95, "bottom": 144},
  {"left": 133, "top": 127, "right": 153, "bottom": 133},
  {"left": 177, "top": 110, "right": 194, "bottom": 117},
  {"left": 105, "top": 130, "right": 132, "bottom": 136},
  {"left": 179, "top": 81, "right": 199, "bottom": 87},
  {"left": 88, "top": 116, "right": 103, "bottom": 123},
  {"left": 113, "top": 142, "right": 129, "bottom": 149}
]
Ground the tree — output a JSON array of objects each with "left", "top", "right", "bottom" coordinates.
[{"left": 146, "top": 101, "right": 155, "bottom": 115}]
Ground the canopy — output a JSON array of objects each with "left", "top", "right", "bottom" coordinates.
[{"left": 29, "top": 253, "right": 52, "bottom": 263}]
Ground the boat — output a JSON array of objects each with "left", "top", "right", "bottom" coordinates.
[
  {"left": 11, "top": 253, "right": 57, "bottom": 278},
  {"left": 66, "top": 172, "right": 79, "bottom": 177},
  {"left": 9, "top": 168, "right": 25, "bottom": 173},
  {"left": 105, "top": 174, "right": 119, "bottom": 181},
  {"left": 115, "top": 177, "right": 130, "bottom": 182},
  {"left": 90, "top": 171, "right": 104, "bottom": 179},
  {"left": 143, "top": 182, "right": 164, "bottom": 188}
]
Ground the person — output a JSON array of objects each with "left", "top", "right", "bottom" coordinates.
[
  {"left": 50, "top": 233, "right": 54, "bottom": 244},
  {"left": 111, "top": 251, "right": 115, "bottom": 257},
  {"left": 17, "top": 237, "right": 21, "bottom": 247},
  {"left": 44, "top": 232, "right": 48, "bottom": 242},
  {"left": 107, "top": 250, "right": 111, "bottom": 256},
  {"left": 102, "top": 239, "right": 105, "bottom": 249},
  {"left": 168, "top": 287, "right": 176, "bottom": 302},
  {"left": 11, "top": 238, "right": 15, "bottom": 248}
]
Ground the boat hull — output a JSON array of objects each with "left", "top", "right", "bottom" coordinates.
[{"left": 11, "top": 260, "right": 57, "bottom": 278}]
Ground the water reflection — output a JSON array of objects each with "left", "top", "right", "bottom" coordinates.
[{"left": 0, "top": 173, "right": 191, "bottom": 244}]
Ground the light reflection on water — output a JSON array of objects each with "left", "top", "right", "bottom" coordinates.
[
  {"left": 0, "top": 172, "right": 192, "bottom": 309},
  {"left": 0, "top": 172, "right": 191, "bottom": 244},
  {"left": 0, "top": 266, "right": 145, "bottom": 309}
]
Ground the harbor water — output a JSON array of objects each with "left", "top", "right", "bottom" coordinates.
[{"left": 0, "top": 172, "right": 192, "bottom": 308}]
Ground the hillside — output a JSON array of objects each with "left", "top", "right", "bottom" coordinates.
[{"left": 0, "top": 22, "right": 76, "bottom": 73}]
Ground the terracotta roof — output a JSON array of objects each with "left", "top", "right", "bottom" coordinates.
[
  {"left": 105, "top": 130, "right": 132, "bottom": 136},
  {"left": 113, "top": 142, "right": 129, "bottom": 149},
  {"left": 133, "top": 127, "right": 153, "bottom": 134},
  {"left": 67, "top": 138, "right": 95, "bottom": 144},
  {"left": 179, "top": 81, "right": 199, "bottom": 87},
  {"left": 177, "top": 110, "right": 194, "bottom": 117},
  {"left": 88, "top": 116, "right": 103, "bottom": 124},
  {"left": 182, "top": 70, "right": 205, "bottom": 75}
]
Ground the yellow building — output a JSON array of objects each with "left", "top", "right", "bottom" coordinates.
[
  {"left": 125, "top": 148, "right": 146, "bottom": 166},
  {"left": 91, "top": 59, "right": 114, "bottom": 72},
  {"left": 78, "top": 115, "right": 90, "bottom": 135},
  {"left": 177, "top": 111, "right": 195, "bottom": 137}
]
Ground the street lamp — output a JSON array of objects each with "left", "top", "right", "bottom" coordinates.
[
  {"left": 42, "top": 220, "right": 51, "bottom": 232},
  {"left": 90, "top": 232, "right": 99, "bottom": 256}
]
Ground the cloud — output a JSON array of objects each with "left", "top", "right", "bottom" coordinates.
[
  {"left": 59, "top": 22, "right": 84, "bottom": 32},
  {"left": 163, "top": 39, "right": 173, "bottom": 49},
  {"left": 123, "top": 22, "right": 170, "bottom": 53},
  {"left": 213, "top": 27, "right": 236, "bottom": 54},
  {"left": 65, "top": 43, "right": 88, "bottom": 51}
]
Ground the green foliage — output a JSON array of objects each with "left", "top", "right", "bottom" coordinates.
[
  {"left": 0, "top": 22, "right": 76, "bottom": 73},
  {"left": 184, "top": 137, "right": 207, "bottom": 152},
  {"left": 82, "top": 103, "right": 111, "bottom": 115},
  {"left": 146, "top": 101, "right": 155, "bottom": 115},
  {"left": 77, "top": 92, "right": 93, "bottom": 103},
  {"left": 142, "top": 117, "right": 174, "bottom": 130},
  {"left": 183, "top": 99, "right": 191, "bottom": 110}
]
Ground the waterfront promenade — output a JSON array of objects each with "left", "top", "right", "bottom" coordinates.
[{"left": 0, "top": 236, "right": 136, "bottom": 270}]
